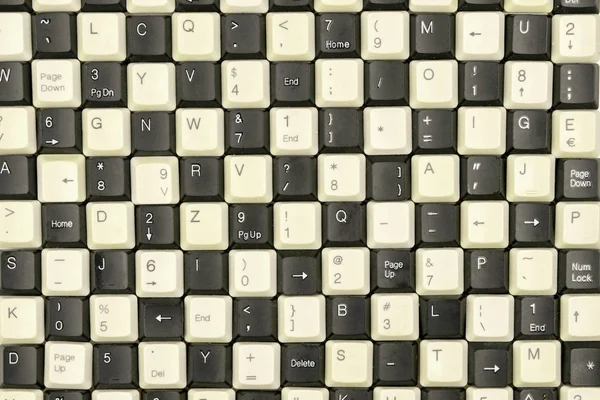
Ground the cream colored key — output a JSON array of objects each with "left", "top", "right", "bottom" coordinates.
[
  {"left": 131, "top": 157, "right": 179, "bottom": 205},
  {"left": 282, "top": 388, "right": 329, "bottom": 400},
  {"left": 184, "top": 296, "right": 232, "bottom": 343},
  {"left": 322, "top": 248, "right": 370, "bottom": 295},
  {"left": 44, "top": 342, "right": 92, "bottom": 389},
  {"left": 83, "top": 109, "right": 131, "bottom": 156},
  {"left": 361, "top": 11, "right": 410, "bottom": 60},
  {"left": 314, "top": 0, "right": 362, "bottom": 12},
  {"left": 92, "top": 391, "right": 139, "bottom": 400},
  {"left": 270, "top": 108, "right": 318, "bottom": 156},
  {"left": 37, "top": 155, "right": 86, "bottom": 203},
  {"left": 221, "top": 0, "right": 268, "bottom": 12},
  {"left": 0, "top": 13, "right": 32, "bottom": 61},
  {"left": 325, "top": 340, "right": 373, "bottom": 387},
  {"left": 222, "top": 60, "right": 270, "bottom": 109},
  {"left": 552, "top": 110, "right": 600, "bottom": 158},
  {"left": 504, "top": 0, "right": 552, "bottom": 12},
  {"left": 466, "top": 388, "right": 513, "bottom": 400},
  {"left": 507, "top": 154, "right": 555, "bottom": 202},
  {"left": 32, "top": 60, "right": 81, "bottom": 108},
  {"left": 139, "top": 342, "right": 186, "bottom": 389},
  {"left": 560, "top": 295, "right": 600, "bottom": 341},
  {"left": 86, "top": 202, "right": 135, "bottom": 250},
  {"left": 555, "top": 202, "right": 600, "bottom": 249},
  {"left": 410, "top": 60, "right": 458, "bottom": 109},
  {"left": 278, "top": 295, "right": 326, "bottom": 343},
  {"left": 267, "top": 12, "right": 315, "bottom": 61},
  {"left": 374, "top": 388, "right": 420, "bottom": 400},
  {"left": 172, "top": 13, "right": 221, "bottom": 61},
  {"left": 316, "top": 59, "right": 364, "bottom": 108},
  {"left": 509, "top": 248, "right": 558, "bottom": 295},
  {"left": 371, "top": 293, "right": 419, "bottom": 341},
  {"left": 0, "top": 107, "right": 36, "bottom": 155},
  {"left": 420, "top": 340, "right": 468, "bottom": 387},
  {"left": 127, "top": 63, "right": 176, "bottom": 111},
  {"left": 560, "top": 387, "right": 600, "bottom": 400},
  {"left": 42, "top": 249, "right": 90, "bottom": 296},
  {"left": 0, "top": 201, "right": 41, "bottom": 250},
  {"left": 513, "top": 340, "right": 561, "bottom": 387},
  {"left": 180, "top": 203, "right": 228, "bottom": 251},
  {"left": 90, "top": 295, "right": 138, "bottom": 342},
  {"left": 409, "top": 0, "right": 457, "bottom": 12},
  {"left": 466, "top": 295, "right": 514, "bottom": 342},
  {"left": 318, "top": 154, "right": 366, "bottom": 202},
  {"left": 364, "top": 107, "right": 412, "bottom": 155},
  {"left": 457, "top": 107, "right": 506, "bottom": 155},
  {"left": 224, "top": 155, "right": 273, "bottom": 203},
  {"left": 189, "top": 390, "right": 235, "bottom": 400},
  {"left": 175, "top": 108, "right": 224, "bottom": 156},
  {"left": 366, "top": 201, "right": 415, "bottom": 249},
  {"left": 456, "top": 12, "right": 504, "bottom": 61},
  {"left": 411, "top": 155, "right": 460, "bottom": 202},
  {"left": 416, "top": 248, "right": 464, "bottom": 296},
  {"left": 0, "top": 390, "right": 42, "bottom": 400},
  {"left": 136, "top": 250, "right": 184, "bottom": 298},
  {"left": 504, "top": 61, "right": 553, "bottom": 110},
  {"left": 0, "top": 297, "right": 44, "bottom": 344},
  {"left": 77, "top": 13, "right": 126, "bottom": 61},
  {"left": 273, "top": 202, "right": 321, "bottom": 250},
  {"left": 229, "top": 250, "right": 277, "bottom": 297},
  {"left": 552, "top": 15, "right": 600, "bottom": 63},
  {"left": 460, "top": 201, "right": 509, "bottom": 249},
  {"left": 127, "top": 0, "right": 175, "bottom": 12},
  {"left": 33, "top": 0, "right": 81, "bottom": 11},
  {"left": 233, "top": 342, "right": 281, "bottom": 389}
]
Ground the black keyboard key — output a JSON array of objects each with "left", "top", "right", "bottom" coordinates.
[
  {"left": 274, "top": 157, "right": 317, "bottom": 200},
  {"left": 555, "top": 0, "right": 599, "bottom": 13},
  {"left": 180, "top": 158, "right": 223, "bottom": 201},
  {"left": 0, "top": 62, "right": 30, "bottom": 105},
  {"left": 462, "top": 156, "right": 505, "bottom": 200},
  {"left": 136, "top": 206, "right": 179, "bottom": 248},
  {"left": 278, "top": 253, "right": 320, "bottom": 295},
  {"left": 0, "top": 251, "right": 41, "bottom": 294},
  {"left": 230, "top": 205, "right": 272, "bottom": 247},
  {"left": 422, "top": 389, "right": 465, "bottom": 400},
  {"left": 559, "top": 250, "right": 600, "bottom": 293},
  {"left": 223, "top": 14, "right": 266, "bottom": 59},
  {"left": 282, "top": 344, "right": 324, "bottom": 385},
  {"left": 411, "top": 14, "right": 455, "bottom": 59},
  {"left": 324, "top": 203, "right": 365, "bottom": 247},
  {"left": 226, "top": 110, "right": 269, "bottom": 154},
  {"left": 374, "top": 342, "right": 417, "bottom": 385},
  {"left": 319, "top": 109, "right": 363, "bottom": 152},
  {"left": 368, "top": 159, "right": 411, "bottom": 201},
  {"left": 416, "top": 204, "right": 460, "bottom": 246},
  {"left": 271, "top": 62, "right": 314, "bottom": 106},
  {"left": 420, "top": 299, "right": 464, "bottom": 338},
  {"left": 42, "top": 204, "right": 86, "bottom": 248},
  {"left": 554, "top": 64, "right": 599, "bottom": 109},
  {"left": 465, "top": 250, "right": 509, "bottom": 293},
  {"left": 459, "top": 62, "right": 503, "bottom": 106},
  {"left": 91, "top": 251, "right": 135, "bottom": 294},
  {"left": 327, "top": 297, "right": 369, "bottom": 339},
  {"left": 139, "top": 299, "right": 184, "bottom": 339},
  {"left": 238, "top": 392, "right": 279, "bottom": 400},
  {"left": 184, "top": 252, "right": 228, "bottom": 294},
  {"left": 93, "top": 345, "right": 137, "bottom": 388},
  {"left": 557, "top": 159, "right": 600, "bottom": 200},
  {"left": 82, "top": 0, "right": 126, "bottom": 10},
  {"left": 516, "top": 297, "right": 557, "bottom": 338},
  {"left": 506, "top": 15, "right": 551, "bottom": 60},
  {"left": 0, "top": 346, "right": 43, "bottom": 388},
  {"left": 507, "top": 111, "right": 551, "bottom": 153},
  {"left": 332, "top": 390, "right": 369, "bottom": 400},
  {"left": 37, "top": 109, "right": 82, "bottom": 153},
  {"left": 33, "top": 13, "right": 77, "bottom": 59},
  {"left": 176, "top": 0, "right": 219, "bottom": 11},
  {"left": 0, "top": 0, "right": 31, "bottom": 10},
  {"left": 510, "top": 203, "right": 554, "bottom": 246},
  {"left": 413, "top": 110, "right": 457, "bottom": 153},
  {"left": 371, "top": 250, "right": 415, "bottom": 292},
  {"left": 270, "top": 0, "right": 313, "bottom": 10},
  {"left": 143, "top": 391, "right": 185, "bottom": 400},
  {"left": 316, "top": 14, "right": 360, "bottom": 58},
  {"left": 364, "top": 0, "right": 408, "bottom": 9},
  {"left": 0, "top": 156, "right": 35, "bottom": 199},
  {"left": 458, "top": 0, "right": 502, "bottom": 10},
  {"left": 365, "top": 61, "right": 409, "bottom": 106},
  {"left": 469, "top": 346, "right": 510, "bottom": 387},
  {"left": 46, "top": 298, "right": 89, "bottom": 341},
  {"left": 132, "top": 112, "right": 175, "bottom": 155},
  {"left": 234, "top": 299, "right": 276, "bottom": 340},
  {"left": 82, "top": 63, "right": 126, "bottom": 107},
  {"left": 564, "top": 344, "right": 600, "bottom": 386},
  {"left": 127, "top": 16, "right": 171, "bottom": 61},
  {"left": 86, "top": 158, "right": 130, "bottom": 201},
  {"left": 176, "top": 63, "right": 220, "bottom": 107},
  {"left": 188, "top": 345, "right": 231, "bottom": 386}
]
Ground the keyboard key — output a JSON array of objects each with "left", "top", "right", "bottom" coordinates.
[
  {"left": 86, "top": 202, "right": 135, "bottom": 250},
  {"left": 507, "top": 154, "right": 556, "bottom": 202},
  {"left": 409, "top": 0, "right": 457, "bottom": 12},
  {"left": 221, "top": 0, "right": 268, "bottom": 13},
  {"left": 506, "top": 15, "right": 551, "bottom": 61},
  {"left": 0, "top": 107, "right": 36, "bottom": 155},
  {"left": 422, "top": 299, "right": 464, "bottom": 339},
  {"left": 138, "top": 342, "right": 186, "bottom": 389},
  {"left": 361, "top": 11, "right": 409, "bottom": 60},
  {"left": 411, "top": 14, "right": 455, "bottom": 59},
  {"left": 32, "top": 59, "right": 81, "bottom": 108},
  {"left": 466, "top": 388, "right": 512, "bottom": 400},
  {"left": 513, "top": 340, "right": 561, "bottom": 387},
  {"left": 44, "top": 341, "right": 92, "bottom": 389},
  {"left": 131, "top": 156, "right": 179, "bottom": 205},
  {"left": 224, "top": 155, "right": 273, "bottom": 203},
  {"left": 416, "top": 248, "right": 464, "bottom": 296},
  {"left": 516, "top": 296, "right": 557, "bottom": 338},
  {"left": 228, "top": 250, "right": 276, "bottom": 297},
  {"left": 325, "top": 340, "right": 373, "bottom": 387},
  {"left": 135, "top": 250, "right": 184, "bottom": 298},
  {"left": 507, "top": 110, "right": 551, "bottom": 153},
  {"left": 234, "top": 298, "right": 276, "bottom": 340},
  {"left": 93, "top": 391, "right": 138, "bottom": 400},
  {"left": 555, "top": 0, "right": 599, "bottom": 13},
  {"left": 0, "top": 13, "right": 32, "bottom": 61},
  {"left": 314, "top": 0, "right": 362, "bottom": 12},
  {"left": 33, "top": 13, "right": 77, "bottom": 59},
  {"left": 552, "top": 15, "right": 600, "bottom": 63},
  {"left": 363, "top": 107, "right": 411, "bottom": 155},
  {"left": 460, "top": 200, "right": 509, "bottom": 249},
  {"left": 184, "top": 296, "right": 232, "bottom": 343},
  {"left": 89, "top": 295, "right": 138, "bottom": 342},
  {"left": 127, "top": 0, "right": 175, "bottom": 12},
  {"left": 175, "top": 108, "right": 224, "bottom": 156},
  {"left": 188, "top": 346, "right": 232, "bottom": 386},
  {"left": 42, "top": 204, "right": 86, "bottom": 247},
  {"left": 322, "top": 247, "right": 370, "bottom": 295},
  {"left": 179, "top": 202, "right": 228, "bottom": 251},
  {"left": 366, "top": 201, "right": 415, "bottom": 249},
  {"left": 411, "top": 155, "right": 459, "bottom": 202},
  {"left": 554, "top": 64, "right": 599, "bottom": 110},
  {"left": 271, "top": 63, "right": 315, "bottom": 106},
  {"left": 222, "top": 14, "right": 265, "bottom": 59},
  {"left": 0, "top": 156, "right": 36, "bottom": 200},
  {"left": 0, "top": 62, "right": 31, "bottom": 106},
  {"left": 456, "top": 12, "right": 504, "bottom": 61},
  {"left": 278, "top": 295, "right": 326, "bottom": 343},
  {"left": 419, "top": 340, "right": 467, "bottom": 387},
  {"left": 171, "top": 13, "right": 220, "bottom": 62},
  {"left": 0, "top": 345, "right": 43, "bottom": 387},
  {"left": 365, "top": 62, "right": 409, "bottom": 106},
  {"left": 269, "top": 108, "right": 318, "bottom": 155},
  {"left": 221, "top": 60, "right": 270, "bottom": 109},
  {"left": 504, "top": 61, "right": 553, "bottom": 110},
  {"left": 370, "top": 293, "right": 418, "bottom": 340},
  {"left": 0, "top": 296, "right": 44, "bottom": 343},
  {"left": 318, "top": 153, "right": 366, "bottom": 202},
  {"left": 563, "top": 345, "right": 600, "bottom": 385},
  {"left": 555, "top": 202, "right": 600, "bottom": 249},
  {"left": 41, "top": 249, "right": 90, "bottom": 296},
  {"left": 273, "top": 202, "right": 321, "bottom": 250},
  {"left": 410, "top": 60, "right": 458, "bottom": 109},
  {"left": 552, "top": 110, "right": 600, "bottom": 158},
  {"left": 33, "top": 0, "right": 81, "bottom": 11},
  {"left": 466, "top": 295, "right": 514, "bottom": 342},
  {"left": 458, "top": 107, "right": 506, "bottom": 154},
  {"left": 560, "top": 294, "right": 600, "bottom": 340},
  {"left": 267, "top": 12, "right": 315, "bottom": 61},
  {"left": 504, "top": 0, "right": 552, "bottom": 12},
  {"left": 37, "top": 154, "right": 86, "bottom": 203},
  {"left": 127, "top": 63, "right": 176, "bottom": 112},
  {"left": 233, "top": 342, "right": 281, "bottom": 389},
  {"left": 82, "top": 0, "right": 125, "bottom": 10},
  {"left": 176, "top": 63, "right": 221, "bottom": 107},
  {"left": 315, "top": 59, "right": 364, "bottom": 107}
]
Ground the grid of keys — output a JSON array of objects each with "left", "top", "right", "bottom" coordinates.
[{"left": 1, "top": 1, "right": 600, "bottom": 400}]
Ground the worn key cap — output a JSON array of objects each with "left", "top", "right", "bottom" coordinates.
[{"left": 93, "top": 344, "right": 137, "bottom": 388}]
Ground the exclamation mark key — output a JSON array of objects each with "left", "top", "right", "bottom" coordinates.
[
  {"left": 315, "top": 59, "right": 364, "bottom": 108},
  {"left": 555, "top": 64, "right": 599, "bottom": 109}
]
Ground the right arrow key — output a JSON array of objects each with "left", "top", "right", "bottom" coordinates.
[{"left": 510, "top": 203, "right": 554, "bottom": 246}]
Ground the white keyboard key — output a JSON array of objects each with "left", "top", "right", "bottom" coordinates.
[
  {"left": 0, "top": 390, "right": 42, "bottom": 400},
  {"left": 409, "top": 0, "right": 457, "bottom": 12},
  {"left": 0, "top": 13, "right": 32, "bottom": 61},
  {"left": 513, "top": 340, "right": 561, "bottom": 387},
  {"left": 172, "top": 13, "right": 221, "bottom": 61},
  {"left": 325, "top": 340, "right": 373, "bottom": 387},
  {"left": 92, "top": 390, "right": 139, "bottom": 400},
  {"left": 127, "top": 0, "right": 175, "bottom": 13},
  {"left": 175, "top": 108, "right": 224, "bottom": 156},
  {"left": 77, "top": 13, "right": 126, "bottom": 61},
  {"left": 411, "top": 155, "right": 460, "bottom": 202},
  {"left": 466, "top": 295, "right": 514, "bottom": 342},
  {"left": 556, "top": 202, "right": 600, "bottom": 249},
  {"left": 507, "top": 154, "right": 556, "bottom": 202},
  {"left": 86, "top": 202, "right": 135, "bottom": 250},
  {"left": 42, "top": 249, "right": 90, "bottom": 296},
  {"left": 127, "top": 63, "right": 176, "bottom": 112},
  {"left": 136, "top": 250, "right": 183, "bottom": 298},
  {"left": 456, "top": 12, "right": 504, "bottom": 61},
  {"left": 504, "top": 61, "right": 553, "bottom": 110},
  {"left": 189, "top": 390, "right": 235, "bottom": 400},
  {"left": 90, "top": 295, "right": 138, "bottom": 342},
  {"left": 371, "top": 293, "right": 419, "bottom": 341},
  {"left": 139, "top": 342, "right": 186, "bottom": 389},
  {"left": 374, "top": 388, "right": 420, "bottom": 400},
  {"left": 461, "top": 200, "right": 509, "bottom": 249},
  {"left": 457, "top": 107, "right": 506, "bottom": 155},
  {"left": 361, "top": 11, "right": 410, "bottom": 60},
  {"left": 44, "top": 342, "right": 92, "bottom": 389},
  {"left": 32, "top": 60, "right": 81, "bottom": 108},
  {"left": 322, "top": 247, "right": 370, "bottom": 295},
  {"left": 37, "top": 155, "right": 86, "bottom": 203},
  {"left": 229, "top": 250, "right": 277, "bottom": 297},
  {"left": 366, "top": 201, "right": 415, "bottom": 249},
  {"left": 33, "top": 0, "right": 81, "bottom": 11},
  {"left": 509, "top": 248, "right": 558, "bottom": 295},
  {"left": 273, "top": 202, "right": 322, "bottom": 250},
  {"left": 270, "top": 108, "right": 318, "bottom": 156},
  {"left": 504, "top": 0, "right": 552, "bottom": 12},
  {"left": 552, "top": 15, "right": 600, "bottom": 63},
  {"left": 180, "top": 203, "right": 229, "bottom": 251},
  {"left": 560, "top": 295, "right": 600, "bottom": 341},
  {"left": 410, "top": 60, "right": 458, "bottom": 109},
  {"left": 420, "top": 340, "right": 467, "bottom": 387},
  {"left": 278, "top": 295, "right": 326, "bottom": 343},
  {"left": 0, "top": 297, "right": 44, "bottom": 344},
  {"left": 82, "top": 109, "right": 131, "bottom": 156},
  {"left": 466, "top": 388, "right": 512, "bottom": 400},
  {"left": 184, "top": 296, "right": 232, "bottom": 343},
  {"left": 315, "top": 59, "right": 364, "bottom": 108},
  {"left": 416, "top": 248, "right": 464, "bottom": 296},
  {"left": 364, "top": 107, "right": 412, "bottom": 155},
  {"left": 560, "top": 387, "right": 600, "bottom": 400},
  {"left": 0, "top": 107, "right": 36, "bottom": 155},
  {"left": 314, "top": 0, "right": 362, "bottom": 12},
  {"left": 222, "top": 60, "right": 270, "bottom": 109},
  {"left": 224, "top": 155, "right": 273, "bottom": 203},
  {"left": 318, "top": 154, "right": 366, "bottom": 202},
  {"left": 552, "top": 110, "right": 600, "bottom": 158},
  {"left": 267, "top": 12, "right": 315, "bottom": 61},
  {"left": 233, "top": 342, "right": 281, "bottom": 389},
  {"left": 221, "top": 0, "right": 268, "bottom": 12},
  {"left": 0, "top": 201, "right": 41, "bottom": 250},
  {"left": 283, "top": 388, "right": 329, "bottom": 400},
  {"left": 131, "top": 156, "right": 179, "bottom": 205}
]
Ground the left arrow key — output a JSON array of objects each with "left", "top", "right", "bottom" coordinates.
[{"left": 140, "top": 299, "right": 184, "bottom": 340}]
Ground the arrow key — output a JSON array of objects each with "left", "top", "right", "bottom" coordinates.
[
  {"left": 279, "top": 253, "right": 320, "bottom": 295},
  {"left": 136, "top": 205, "right": 179, "bottom": 249},
  {"left": 37, "top": 109, "right": 81, "bottom": 153},
  {"left": 510, "top": 203, "right": 554, "bottom": 246},
  {"left": 140, "top": 299, "right": 183, "bottom": 339},
  {"left": 470, "top": 346, "right": 510, "bottom": 387},
  {"left": 37, "top": 154, "right": 86, "bottom": 203}
]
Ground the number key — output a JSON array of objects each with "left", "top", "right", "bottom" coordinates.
[
  {"left": 130, "top": 156, "right": 179, "bottom": 205},
  {"left": 87, "top": 158, "right": 130, "bottom": 201},
  {"left": 93, "top": 344, "right": 137, "bottom": 388},
  {"left": 225, "top": 110, "right": 268, "bottom": 154},
  {"left": 89, "top": 295, "right": 138, "bottom": 342},
  {"left": 504, "top": 61, "right": 553, "bottom": 110},
  {"left": 135, "top": 250, "right": 184, "bottom": 298},
  {"left": 228, "top": 249, "right": 277, "bottom": 297},
  {"left": 318, "top": 153, "right": 366, "bottom": 202}
]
